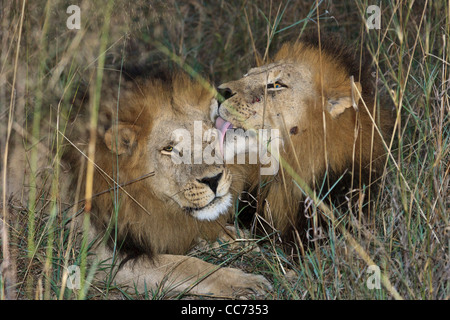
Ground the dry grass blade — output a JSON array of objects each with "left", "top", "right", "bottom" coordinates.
[{"left": 1, "top": 0, "right": 26, "bottom": 300}]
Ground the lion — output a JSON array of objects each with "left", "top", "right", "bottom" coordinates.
[
  {"left": 210, "top": 34, "right": 394, "bottom": 242},
  {"left": 5, "top": 70, "right": 271, "bottom": 298}
]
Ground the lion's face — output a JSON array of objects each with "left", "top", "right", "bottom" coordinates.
[
  {"left": 211, "top": 62, "right": 315, "bottom": 133},
  {"left": 210, "top": 48, "right": 362, "bottom": 147},
  {"left": 146, "top": 115, "right": 232, "bottom": 221},
  {"left": 102, "top": 77, "right": 233, "bottom": 222}
]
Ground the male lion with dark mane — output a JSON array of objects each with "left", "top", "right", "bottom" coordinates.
[
  {"left": 6, "top": 70, "right": 271, "bottom": 298},
  {"left": 210, "top": 34, "right": 394, "bottom": 243}
]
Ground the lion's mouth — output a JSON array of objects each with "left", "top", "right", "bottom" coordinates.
[
  {"left": 215, "top": 115, "right": 256, "bottom": 161},
  {"left": 185, "top": 193, "right": 232, "bottom": 221}
]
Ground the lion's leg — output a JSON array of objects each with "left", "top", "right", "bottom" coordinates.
[{"left": 103, "top": 251, "right": 271, "bottom": 298}]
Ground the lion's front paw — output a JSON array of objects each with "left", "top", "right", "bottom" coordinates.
[{"left": 207, "top": 267, "right": 272, "bottom": 298}]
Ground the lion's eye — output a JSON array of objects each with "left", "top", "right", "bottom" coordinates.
[
  {"left": 161, "top": 145, "right": 173, "bottom": 155},
  {"left": 267, "top": 81, "right": 287, "bottom": 90}
]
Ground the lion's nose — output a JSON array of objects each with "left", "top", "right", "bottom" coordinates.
[
  {"left": 217, "top": 87, "right": 235, "bottom": 101},
  {"left": 198, "top": 172, "right": 223, "bottom": 194}
]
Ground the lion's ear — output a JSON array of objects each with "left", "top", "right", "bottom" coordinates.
[
  {"left": 326, "top": 81, "right": 362, "bottom": 119},
  {"left": 104, "top": 124, "right": 139, "bottom": 155}
]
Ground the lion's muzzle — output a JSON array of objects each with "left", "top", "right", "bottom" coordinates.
[{"left": 183, "top": 169, "right": 233, "bottom": 221}]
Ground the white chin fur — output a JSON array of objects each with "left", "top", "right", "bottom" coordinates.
[{"left": 192, "top": 193, "right": 232, "bottom": 221}]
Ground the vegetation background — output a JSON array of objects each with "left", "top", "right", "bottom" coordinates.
[{"left": 0, "top": 0, "right": 448, "bottom": 299}]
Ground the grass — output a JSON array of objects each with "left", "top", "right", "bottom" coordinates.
[{"left": 0, "top": 0, "right": 448, "bottom": 300}]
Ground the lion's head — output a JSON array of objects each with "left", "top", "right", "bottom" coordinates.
[
  {"left": 85, "top": 71, "right": 242, "bottom": 256},
  {"left": 211, "top": 38, "right": 367, "bottom": 139}
]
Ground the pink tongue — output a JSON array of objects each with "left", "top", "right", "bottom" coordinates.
[{"left": 215, "top": 117, "right": 232, "bottom": 156}]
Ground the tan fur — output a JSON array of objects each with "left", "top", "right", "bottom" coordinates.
[{"left": 213, "top": 38, "right": 394, "bottom": 238}]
